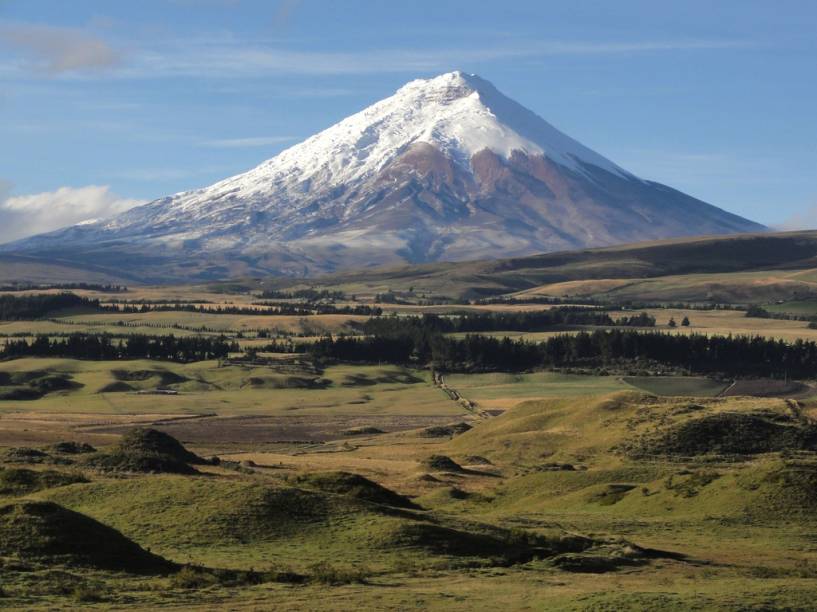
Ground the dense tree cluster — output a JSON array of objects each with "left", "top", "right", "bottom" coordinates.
[
  {"left": 109, "top": 302, "right": 380, "bottom": 317},
  {"left": 0, "top": 293, "right": 102, "bottom": 320},
  {"left": 258, "top": 288, "right": 345, "bottom": 301},
  {"left": 0, "top": 283, "right": 127, "bottom": 293},
  {"left": 1, "top": 333, "right": 237, "bottom": 362},
  {"left": 746, "top": 304, "right": 772, "bottom": 318},
  {"left": 616, "top": 312, "right": 657, "bottom": 327},
  {"left": 310, "top": 329, "right": 817, "bottom": 378},
  {"left": 356, "top": 308, "right": 653, "bottom": 336},
  {"left": 474, "top": 296, "right": 604, "bottom": 306},
  {"left": 0, "top": 292, "right": 382, "bottom": 321}
]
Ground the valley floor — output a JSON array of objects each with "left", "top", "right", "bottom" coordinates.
[
  {"left": 2, "top": 357, "right": 817, "bottom": 610},
  {"left": 2, "top": 281, "right": 817, "bottom": 610}
]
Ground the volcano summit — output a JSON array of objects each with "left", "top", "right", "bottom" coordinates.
[{"left": 6, "top": 71, "right": 763, "bottom": 281}]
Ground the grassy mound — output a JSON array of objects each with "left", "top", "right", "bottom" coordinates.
[
  {"left": 463, "top": 455, "right": 493, "bottom": 466},
  {"left": 422, "top": 455, "right": 465, "bottom": 472},
  {"left": 739, "top": 460, "right": 817, "bottom": 517},
  {"left": 0, "top": 371, "right": 82, "bottom": 401},
  {"left": 341, "top": 426, "right": 385, "bottom": 436},
  {"left": 98, "top": 381, "right": 135, "bottom": 393},
  {"left": 241, "top": 375, "right": 329, "bottom": 389},
  {"left": 50, "top": 441, "right": 96, "bottom": 455},
  {"left": 341, "top": 370, "right": 423, "bottom": 386},
  {"left": 382, "top": 523, "right": 523, "bottom": 561},
  {"left": 551, "top": 541, "right": 684, "bottom": 573},
  {"left": 111, "top": 369, "right": 188, "bottom": 386},
  {"left": 117, "top": 428, "right": 204, "bottom": 464},
  {"left": 447, "top": 392, "right": 649, "bottom": 464},
  {"left": 293, "top": 471, "right": 419, "bottom": 509},
  {"left": 3, "top": 447, "right": 53, "bottom": 464},
  {"left": 450, "top": 393, "right": 817, "bottom": 465},
  {"left": 0, "top": 468, "right": 87, "bottom": 496},
  {"left": 626, "top": 411, "right": 817, "bottom": 458},
  {"left": 587, "top": 484, "right": 638, "bottom": 506},
  {"left": 416, "top": 486, "right": 476, "bottom": 508},
  {"left": 421, "top": 422, "right": 472, "bottom": 438},
  {"left": 0, "top": 387, "right": 44, "bottom": 400},
  {"left": 85, "top": 428, "right": 205, "bottom": 475},
  {"left": 0, "top": 501, "right": 174, "bottom": 573},
  {"left": 377, "top": 522, "right": 594, "bottom": 566},
  {"left": 41, "top": 477, "right": 344, "bottom": 550},
  {"left": 35, "top": 474, "right": 666, "bottom": 574},
  {"left": 86, "top": 452, "right": 198, "bottom": 475}
]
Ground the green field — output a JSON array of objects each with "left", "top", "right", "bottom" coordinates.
[
  {"left": 0, "top": 358, "right": 459, "bottom": 419},
  {"left": 4, "top": 240, "right": 817, "bottom": 609},
  {"left": 765, "top": 299, "right": 817, "bottom": 316},
  {"left": 622, "top": 375, "right": 730, "bottom": 396},
  {"left": 443, "top": 371, "right": 630, "bottom": 410}
]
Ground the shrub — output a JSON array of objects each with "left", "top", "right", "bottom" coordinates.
[
  {"left": 71, "top": 582, "right": 106, "bottom": 603},
  {"left": 746, "top": 304, "right": 771, "bottom": 318},
  {"left": 169, "top": 566, "right": 220, "bottom": 589},
  {"left": 308, "top": 561, "right": 370, "bottom": 585}
]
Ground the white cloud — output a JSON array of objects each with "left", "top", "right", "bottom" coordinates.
[
  {"left": 198, "top": 135, "right": 297, "bottom": 148},
  {"left": 0, "top": 21, "right": 121, "bottom": 75},
  {"left": 0, "top": 185, "right": 145, "bottom": 243}
]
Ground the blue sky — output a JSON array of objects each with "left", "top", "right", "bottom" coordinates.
[{"left": 0, "top": 0, "right": 815, "bottom": 240}]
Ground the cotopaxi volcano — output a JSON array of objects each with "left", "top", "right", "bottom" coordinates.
[{"left": 5, "top": 71, "right": 764, "bottom": 281}]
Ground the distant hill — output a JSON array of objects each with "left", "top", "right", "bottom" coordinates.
[
  {"left": 275, "top": 230, "right": 817, "bottom": 301},
  {"left": 3, "top": 230, "right": 817, "bottom": 305}
]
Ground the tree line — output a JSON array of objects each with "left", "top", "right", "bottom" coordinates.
[
  {"left": 258, "top": 288, "right": 345, "bottom": 301},
  {"left": 107, "top": 302, "right": 380, "bottom": 317},
  {"left": 354, "top": 308, "right": 655, "bottom": 336},
  {"left": 310, "top": 328, "right": 817, "bottom": 378},
  {"left": 0, "top": 293, "right": 99, "bottom": 320},
  {"left": 1, "top": 333, "right": 237, "bottom": 362},
  {"left": 0, "top": 292, "right": 381, "bottom": 320},
  {"left": 0, "top": 283, "right": 127, "bottom": 293}
]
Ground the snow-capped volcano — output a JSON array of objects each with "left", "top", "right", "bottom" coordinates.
[{"left": 7, "top": 71, "right": 764, "bottom": 281}]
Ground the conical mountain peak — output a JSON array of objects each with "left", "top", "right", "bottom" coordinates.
[{"left": 3, "top": 72, "right": 764, "bottom": 281}]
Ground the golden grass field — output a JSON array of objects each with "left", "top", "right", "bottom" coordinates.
[{"left": 3, "top": 269, "right": 817, "bottom": 609}]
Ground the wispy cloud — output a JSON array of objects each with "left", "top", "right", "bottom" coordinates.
[
  {"left": 0, "top": 21, "right": 121, "bottom": 75},
  {"left": 0, "top": 185, "right": 144, "bottom": 243},
  {"left": 199, "top": 135, "right": 297, "bottom": 148},
  {"left": 121, "top": 38, "right": 750, "bottom": 79},
  {"left": 0, "top": 29, "right": 750, "bottom": 80}
]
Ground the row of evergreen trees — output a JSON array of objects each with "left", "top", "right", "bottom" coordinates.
[
  {"left": 1, "top": 334, "right": 237, "bottom": 362},
  {"left": 310, "top": 329, "right": 817, "bottom": 378},
  {"left": 0, "top": 293, "right": 99, "bottom": 320},
  {"left": 356, "top": 308, "right": 654, "bottom": 336},
  {"left": 108, "top": 302, "right": 381, "bottom": 316}
]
